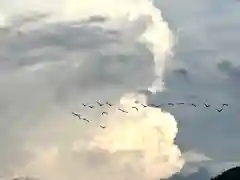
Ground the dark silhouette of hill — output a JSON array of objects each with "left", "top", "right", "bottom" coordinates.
[
  {"left": 167, "top": 166, "right": 240, "bottom": 180},
  {"left": 211, "top": 166, "right": 240, "bottom": 180}
]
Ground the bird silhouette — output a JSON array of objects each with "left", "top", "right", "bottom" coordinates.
[
  {"left": 101, "top": 112, "right": 108, "bottom": 115},
  {"left": 118, "top": 108, "right": 128, "bottom": 113},
  {"left": 216, "top": 108, "right": 223, "bottom": 112},
  {"left": 155, "top": 104, "right": 163, "bottom": 107},
  {"left": 167, "top": 103, "right": 174, "bottom": 106},
  {"left": 106, "top": 102, "right": 113, "bottom": 106},
  {"left": 204, "top": 103, "right": 211, "bottom": 107},
  {"left": 190, "top": 103, "right": 197, "bottom": 107},
  {"left": 222, "top": 103, "right": 229, "bottom": 107},
  {"left": 176, "top": 102, "right": 184, "bottom": 105},
  {"left": 96, "top": 101, "right": 104, "bottom": 106},
  {"left": 88, "top": 105, "right": 95, "bottom": 108},
  {"left": 149, "top": 103, "right": 156, "bottom": 107},
  {"left": 100, "top": 124, "right": 106, "bottom": 129},
  {"left": 82, "top": 103, "right": 88, "bottom": 107},
  {"left": 132, "top": 107, "right": 138, "bottom": 111},
  {"left": 72, "top": 112, "right": 81, "bottom": 119},
  {"left": 141, "top": 104, "right": 147, "bottom": 108},
  {"left": 82, "top": 118, "right": 90, "bottom": 122}
]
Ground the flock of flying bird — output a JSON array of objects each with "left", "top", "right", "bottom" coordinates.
[{"left": 72, "top": 100, "right": 229, "bottom": 129}]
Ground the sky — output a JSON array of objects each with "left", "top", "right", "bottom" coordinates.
[{"left": 0, "top": 0, "right": 240, "bottom": 180}]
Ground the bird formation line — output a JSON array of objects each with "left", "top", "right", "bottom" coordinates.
[{"left": 71, "top": 101, "right": 230, "bottom": 128}]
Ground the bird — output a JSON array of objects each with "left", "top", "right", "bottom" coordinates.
[
  {"left": 82, "top": 103, "right": 88, "bottom": 107},
  {"left": 100, "top": 124, "right": 106, "bottom": 129},
  {"left": 176, "top": 102, "right": 184, "bottom": 105},
  {"left": 132, "top": 107, "right": 138, "bottom": 111},
  {"left": 155, "top": 104, "right": 163, "bottom": 108},
  {"left": 141, "top": 104, "right": 147, "bottom": 108},
  {"left": 101, "top": 112, "right": 108, "bottom": 115},
  {"left": 82, "top": 118, "right": 90, "bottom": 122},
  {"left": 117, "top": 108, "right": 128, "bottom": 113},
  {"left": 216, "top": 108, "right": 223, "bottom": 112},
  {"left": 222, "top": 103, "right": 229, "bottom": 107},
  {"left": 96, "top": 101, "right": 104, "bottom": 106},
  {"left": 72, "top": 112, "right": 81, "bottom": 119},
  {"left": 88, "top": 105, "right": 95, "bottom": 108},
  {"left": 204, "top": 103, "right": 211, "bottom": 107},
  {"left": 190, "top": 103, "right": 197, "bottom": 107},
  {"left": 106, "top": 101, "right": 113, "bottom": 106},
  {"left": 167, "top": 103, "right": 174, "bottom": 106}
]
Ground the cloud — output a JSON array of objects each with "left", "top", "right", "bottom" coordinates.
[
  {"left": 0, "top": 0, "right": 184, "bottom": 180},
  {"left": 183, "top": 151, "right": 212, "bottom": 163},
  {"left": 2, "top": 0, "right": 175, "bottom": 93},
  {"left": 4, "top": 0, "right": 240, "bottom": 179},
  {"left": 147, "top": 0, "right": 240, "bottom": 177},
  {"left": 168, "top": 167, "right": 211, "bottom": 180},
  {"left": 217, "top": 60, "right": 240, "bottom": 89},
  {"left": 82, "top": 15, "right": 108, "bottom": 24},
  {"left": 7, "top": 93, "right": 184, "bottom": 180},
  {"left": 170, "top": 68, "right": 191, "bottom": 84}
]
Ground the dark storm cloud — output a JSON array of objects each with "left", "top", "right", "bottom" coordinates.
[{"left": 151, "top": 0, "right": 240, "bottom": 177}]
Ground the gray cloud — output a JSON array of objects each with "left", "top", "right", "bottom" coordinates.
[
  {"left": 0, "top": 9, "right": 157, "bottom": 178},
  {"left": 168, "top": 167, "right": 211, "bottom": 180},
  {"left": 170, "top": 68, "right": 191, "bottom": 84},
  {"left": 217, "top": 60, "right": 240, "bottom": 87},
  {"left": 150, "top": 0, "right": 240, "bottom": 177},
  {"left": 1, "top": 0, "right": 240, "bottom": 179},
  {"left": 8, "top": 12, "right": 50, "bottom": 28},
  {"left": 82, "top": 15, "right": 108, "bottom": 23}
]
